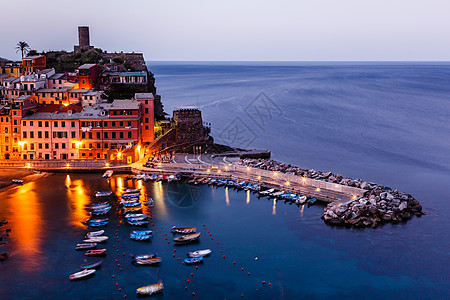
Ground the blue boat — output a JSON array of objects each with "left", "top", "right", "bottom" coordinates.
[
  {"left": 132, "top": 230, "right": 153, "bottom": 235},
  {"left": 308, "top": 197, "right": 317, "bottom": 205},
  {"left": 80, "top": 260, "right": 103, "bottom": 269},
  {"left": 91, "top": 206, "right": 111, "bottom": 215},
  {"left": 130, "top": 233, "right": 151, "bottom": 240},
  {"left": 86, "top": 218, "right": 108, "bottom": 223},
  {"left": 126, "top": 216, "right": 148, "bottom": 222},
  {"left": 122, "top": 202, "right": 141, "bottom": 207},
  {"left": 88, "top": 220, "right": 108, "bottom": 227},
  {"left": 131, "top": 253, "right": 157, "bottom": 260},
  {"left": 127, "top": 219, "right": 149, "bottom": 226},
  {"left": 184, "top": 256, "right": 204, "bottom": 264}
]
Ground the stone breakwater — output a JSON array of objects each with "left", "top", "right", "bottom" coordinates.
[{"left": 240, "top": 158, "right": 424, "bottom": 228}]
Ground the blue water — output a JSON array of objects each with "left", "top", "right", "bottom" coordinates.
[{"left": 0, "top": 62, "right": 448, "bottom": 299}]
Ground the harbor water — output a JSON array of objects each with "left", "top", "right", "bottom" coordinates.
[{"left": 0, "top": 62, "right": 449, "bottom": 299}]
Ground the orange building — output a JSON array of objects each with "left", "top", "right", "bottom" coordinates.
[
  {"left": 22, "top": 55, "right": 46, "bottom": 75},
  {"left": 77, "top": 64, "right": 102, "bottom": 89},
  {"left": 135, "top": 93, "right": 155, "bottom": 144}
]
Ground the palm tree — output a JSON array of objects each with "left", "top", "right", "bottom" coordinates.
[{"left": 15, "top": 41, "right": 30, "bottom": 59}]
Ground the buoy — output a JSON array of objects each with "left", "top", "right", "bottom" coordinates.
[
  {"left": 124, "top": 295, "right": 127, "bottom": 298},
  {"left": 117, "top": 250, "right": 119, "bottom": 252},
  {"left": 168, "top": 241, "right": 170, "bottom": 244},
  {"left": 196, "top": 266, "right": 198, "bottom": 269},
  {"left": 269, "top": 282, "right": 271, "bottom": 286},
  {"left": 161, "top": 227, "right": 163, "bottom": 229},
  {"left": 185, "top": 286, "right": 188, "bottom": 290},
  {"left": 173, "top": 254, "right": 175, "bottom": 257},
  {"left": 174, "top": 249, "right": 176, "bottom": 252},
  {"left": 113, "top": 245, "right": 116, "bottom": 248},
  {"left": 209, "top": 234, "right": 212, "bottom": 236},
  {"left": 187, "top": 279, "right": 190, "bottom": 283},
  {"left": 203, "top": 224, "right": 205, "bottom": 226},
  {"left": 262, "top": 281, "right": 266, "bottom": 284},
  {"left": 241, "top": 268, "right": 244, "bottom": 271},
  {"left": 182, "top": 262, "right": 185, "bottom": 264},
  {"left": 241, "top": 294, "right": 243, "bottom": 297},
  {"left": 165, "top": 237, "right": 167, "bottom": 240},
  {"left": 112, "top": 275, "right": 115, "bottom": 278},
  {"left": 192, "top": 292, "right": 195, "bottom": 296},
  {"left": 119, "top": 288, "right": 121, "bottom": 291},
  {"left": 256, "top": 289, "right": 259, "bottom": 291},
  {"left": 211, "top": 238, "right": 213, "bottom": 240},
  {"left": 233, "top": 261, "right": 236, "bottom": 264},
  {"left": 116, "top": 259, "right": 118, "bottom": 262},
  {"left": 123, "top": 253, "right": 125, "bottom": 256},
  {"left": 120, "top": 268, "right": 123, "bottom": 271},
  {"left": 247, "top": 272, "right": 250, "bottom": 275},
  {"left": 220, "top": 250, "right": 223, "bottom": 253},
  {"left": 118, "top": 264, "right": 121, "bottom": 267},
  {"left": 152, "top": 223, "right": 154, "bottom": 226},
  {"left": 223, "top": 255, "right": 226, "bottom": 258},
  {"left": 164, "top": 233, "right": 167, "bottom": 235},
  {"left": 116, "top": 283, "right": 118, "bottom": 286},
  {"left": 221, "top": 246, "right": 223, "bottom": 248},
  {"left": 191, "top": 273, "right": 194, "bottom": 276}
]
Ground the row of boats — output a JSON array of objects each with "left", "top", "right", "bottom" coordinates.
[
  {"left": 189, "top": 177, "right": 317, "bottom": 205},
  {"left": 126, "top": 173, "right": 180, "bottom": 182}
]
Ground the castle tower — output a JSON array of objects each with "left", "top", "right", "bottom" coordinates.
[{"left": 74, "top": 26, "right": 93, "bottom": 52}]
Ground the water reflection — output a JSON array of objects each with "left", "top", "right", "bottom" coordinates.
[
  {"left": 300, "top": 204, "right": 305, "bottom": 217},
  {"left": 66, "top": 177, "right": 89, "bottom": 228},
  {"left": 10, "top": 182, "right": 43, "bottom": 269},
  {"left": 225, "top": 187, "right": 230, "bottom": 206},
  {"left": 272, "top": 198, "right": 276, "bottom": 215},
  {"left": 152, "top": 181, "right": 167, "bottom": 216},
  {"left": 246, "top": 190, "right": 250, "bottom": 204}
]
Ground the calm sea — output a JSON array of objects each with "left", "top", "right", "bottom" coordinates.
[{"left": 0, "top": 62, "right": 448, "bottom": 299}]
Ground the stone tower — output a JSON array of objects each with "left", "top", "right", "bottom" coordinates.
[{"left": 74, "top": 26, "right": 93, "bottom": 52}]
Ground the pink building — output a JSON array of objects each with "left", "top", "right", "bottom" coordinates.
[{"left": 135, "top": 93, "right": 155, "bottom": 144}]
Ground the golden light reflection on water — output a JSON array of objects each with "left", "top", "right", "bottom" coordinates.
[
  {"left": 300, "top": 204, "right": 305, "bottom": 217},
  {"left": 10, "top": 182, "right": 43, "bottom": 269},
  {"left": 246, "top": 190, "right": 250, "bottom": 204},
  {"left": 272, "top": 199, "right": 277, "bottom": 215},
  {"left": 66, "top": 177, "right": 89, "bottom": 228},
  {"left": 152, "top": 181, "right": 167, "bottom": 217},
  {"left": 225, "top": 187, "right": 230, "bottom": 206}
]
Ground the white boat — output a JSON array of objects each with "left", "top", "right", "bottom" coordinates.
[
  {"left": 295, "top": 196, "right": 307, "bottom": 205},
  {"left": 102, "top": 170, "right": 113, "bottom": 178},
  {"left": 69, "top": 269, "right": 96, "bottom": 280},
  {"left": 259, "top": 188, "right": 275, "bottom": 195},
  {"left": 12, "top": 179, "right": 23, "bottom": 184},
  {"left": 83, "top": 236, "right": 109, "bottom": 243},
  {"left": 270, "top": 191, "right": 285, "bottom": 197},
  {"left": 124, "top": 188, "right": 141, "bottom": 194},
  {"left": 125, "top": 213, "right": 145, "bottom": 218},
  {"left": 86, "top": 230, "right": 104, "bottom": 238},
  {"left": 187, "top": 249, "right": 212, "bottom": 258},
  {"left": 95, "top": 191, "right": 113, "bottom": 197}
]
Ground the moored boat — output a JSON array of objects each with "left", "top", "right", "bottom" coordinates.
[
  {"left": 127, "top": 219, "right": 149, "bottom": 226},
  {"left": 102, "top": 170, "right": 113, "bottom": 178},
  {"left": 76, "top": 243, "right": 97, "bottom": 250},
  {"left": 124, "top": 213, "right": 145, "bottom": 218},
  {"left": 132, "top": 230, "right": 153, "bottom": 235},
  {"left": 95, "top": 191, "right": 113, "bottom": 197},
  {"left": 131, "top": 253, "right": 157, "bottom": 260},
  {"left": 86, "top": 230, "right": 104, "bottom": 237},
  {"left": 69, "top": 269, "right": 96, "bottom": 280},
  {"left": 173, "top": 232, "right": 201, "bottom": 244},
  {"left": 121, "top": 193, "right": 140, "bottom": 199},
  {"left": 87, "top": 220, "right": 108, "bottom": 227},
  {"left": 83, "top": 236, "right": 108, "bottom": 243},
  {"left": 130, "top": 233, "right": 152, "bottom": 241},
  {"left": 12, "top": 179, "right": 23, "bottom": 184},
  {"left": 123, "top": 188, "right": 141, "bottom": 194},
  {"left": 184, "top": 256, "right": 204, "bottom": 264},
  {"left": 123, "top": 207, "right": 142, "bottom": 213},
  {"left": 171, "top": 226, "right": 196, "bottom": 234},
  {"left": 136, "top": 282, "right": 164, "bottom": 295},
  {"left": 80, "top": 260, "right": 103, "bottom": 269},
  {"left": 85, "top": 249, "right": 106, "bottom": 256},
  {"left": 91, "top": 206, "right": 111, "bottom": 215},
  {"left": 187, "top": 249, "right": 211, "bottom": 258},
  {"left": 133, "top": 257, "right": 162, "bottom": 265}
]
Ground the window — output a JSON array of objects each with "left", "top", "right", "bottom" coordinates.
[
  {"left": 119, "top": 132, "right": 124, "bottom": 138},
  {"left": 112, "top": 121, "right": 116, "bottom": 127},
  {"left": 112, "top": 132, "right": 116, "bottom": 139},
  {"left": 62, "top": 143, "right": 66, "bottom": 149},
  {"left": 38, "top": 121, "right": 42, "bottom": 127},
  {"left": 120, "top": 121, "right": 123, "bottom": 127},
  {"left": 88, "top": 132, "right": 92, "bottom": 139},
  {"left": 71, "top": 121, "right": 75, "bottom": 127},
  {"left": 38, "top": 131, "right": 42, "bottom": 138},
  {"left": 145, "top": 100, "right": 148, "bottom": 105},
  {"left": 45, "top": 121, "right": 49, "bottom": 127},
  {"left": 103, "top": 121, "right": 107, "bottom": 127},
  {"left": 30, "top": 143, "right": 34, "bottom": 150},
  {"left": 82, "top": 132, "right": 86, "bottom": 139},
  {"left": 13, "top": 111, "right": 17, "bottom": 115},
  {"left": 4, "top": 128, "right": 7, "bottom": 133},
  {"left": 61, "top": 121, "right": 65, "bottom": 128},
  {"left": 104, "top": 132, "right": 108, "bottom": 139},
  {"left": 5, "top": 137, "right": 9, "bottom": 143},
  {"left": 81, "top": 121, "right": 86, "bottom": 127},
  {"left": 45, "top": 143, "right": 49, "bottom": 149},
  {"left": 145, "top": 108, "right": 148, "bottom": 114},
  {"left": 82, "top": 79, "right": 85, "bottom": 84},
  {"left": 128, "top": 132, "right": 132, "bottom": 138},
  {"left": 23, "top": 132, "right": 27, "bottom": 139},
  {"left": 145, "top": 118, "right": 149, "bottom": 123},
  {"left": 97, "top": 153, "right": 101, "bottom": 158},
  {"left": 82, "top": 153, "right": 86, "bottom": 157},
  {"left": 54, "top": 121, "right": 58, "bottom": 127},
  {"left": 96, "top": 143, "right": 100, "bottom": 148},
  {"left": 30, "top": 131, "right": 34, "bottom": 138},
  {"left": 96, "top": 132, "right": 100, "bottom": 139},
  {"left": 87, "top": 122, "right": 93, "bottom": 127},
  {"left": 89, "top": 143, "right": 93, "bottom": 149},
  {"left": 30, "top": 121, "right": 33, "bottom": 126},
  {"left": 104, "top": 143, "right": 108, "bottom": 148},
  {"left": 13, "top": 119, "right": 17, "bottom": 125},
  {"left": 45, "top": 131, "right": 49, "bottom": 138},
  {"left": 55, "top": 143, "right": 59, "bottom": 149},
  {"left": 71, "top": 132, "right": 76, "bottom": 138},
  {"left": 23, "top": 121, "right": 26, "bottom": 126},
  {"left": 89, "top": 152, "right": 93, "bottom": 156},
  {"left": 38, "top": 143, "right": 42, "bottom": 149},
  {"left": 128, "top": 121, "right": 131, "bottom": 126},
  {"left": 95, "top": 122, "right": 101, "bottom": 127},
  {"left": 5, "top": 146, "right": 8, "bottom": 152}
]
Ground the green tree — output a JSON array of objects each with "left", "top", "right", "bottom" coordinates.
[{"left": 15, "top": 41, "right": 30, "bottom": 59}]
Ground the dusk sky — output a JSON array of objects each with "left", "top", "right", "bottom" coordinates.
[{"left": 2, "top": 0, "right": 450, "bottom": 61}]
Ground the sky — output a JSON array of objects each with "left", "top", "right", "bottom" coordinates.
[{"left": 1, "top": 0, "right": 450, "bottom": 61}]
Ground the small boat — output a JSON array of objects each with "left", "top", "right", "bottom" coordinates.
[
  {"left": 127, "top": 219, "right": 149, "bottom": 226},
  {"left": 173, "top": 232, "right": 201, "bottom": 244},
  {"left": 132, "top": 253, "right": 157, "bottom": 260},
  {"left": 136, "top": 282, "right": 164, "bottom": 295},
  {"left": 130, "top": 233, "right": 152, "bottom": 241},
  {"left": 171, "top": 226, "right": 196, "bottom": 234},
  {"left": 90, "top": 202, "right": 109, "bottom": 208},
  {"left": 91, "top": 206, "right": 111, "bottom": 215},
  {"left": 126, "top": 216, "right": 147, "bottom": 222},
  {"left": 122, "top": 202, "right": 141, "bottom": 208},
  {"left": 85, "top": 249, "right": 106, "bottom": 256},
  {"left": 124, "top": 213, "right": 145, "bottom": 218},
  {"left": 308, "top": 197, "right": 317, "bottom": 205},
  {"left": 69, "top": 269, "right": 96, "bottom": 280},
  {"left": 102, "top": 170, "right": 113, "bottom": 178},
  {"left": 120, "top": 198, "right": 140, "bottom": 204},
  {"left": 271, "top": 191, "right": 285, "bottom": 197},
  {"left": 295, "top": 196, "right": 307, "bottom": 205},
  {"left": 145, "top": 198, "right": 154, "bottom": 207},
  {"left": 259, "top": 188, "right": 275, "bottom": 195},
  {"left": 123, "top": 188, "right": 141, "bottom": 194},
  {"left": 83, "top": 236, "right": 108, "bottom": 243},
  {"left": 95, "top": 191, "right": 113, "bottom": 197},
  {"left": 86, "top": 218, "right": 109, "bottom": 223},
  {"left": 132, "top": 230, "right": 153, "bottom": 236},
  {"left": 184, "top": 256, "right": 204, "bottom": 264},
  {"left": 187, "top": 249, "right": 212, "bottom": 258},
  {"left": 76, "top": 243, "right": 97, "bottom": 250},
  {"left": 133, "top": 257, "right": 162, "bottom": 265},
  {"left": 80, "top": 260, "right": 103, "bottom": 269},
  {"left": 121, "top": 193, "right": 140, "bottom": 199},
  {"left": 86, "top": 230, "right": 104, "bottom": 237},
  {"left": 123, "top": 207, "right": 142, "bottom": 213},
  {"left": 12, "top": 179, "right": 23, "bottom": 184},
  {"left": 88, "top": 220, "right": 108, "bottom": 227}
]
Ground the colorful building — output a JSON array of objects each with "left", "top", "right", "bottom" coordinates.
[
  {"left": 77, "top": 64, "right": 101, "bottom": 89},
  {"left": 22, "top": 55, "right": 46, "bottom": 75}
]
